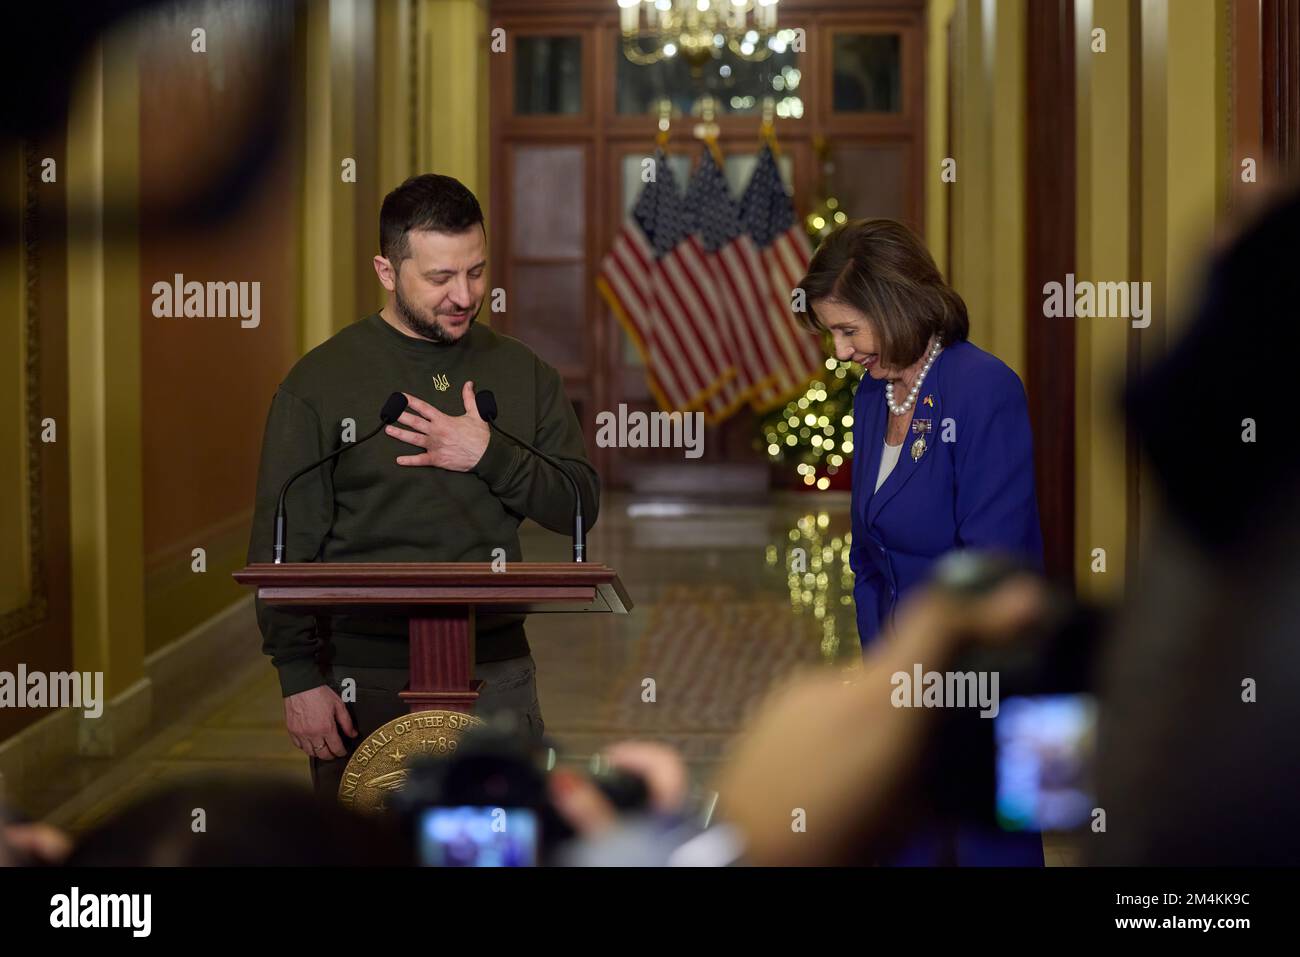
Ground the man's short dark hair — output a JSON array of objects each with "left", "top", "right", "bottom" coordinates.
[{"left": 379, "top": 173, "right": 484, "bottom": 269}]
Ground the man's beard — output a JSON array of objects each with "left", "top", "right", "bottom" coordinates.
[{"left": 393, "top": 280, "right": 477, "bottom": 344}]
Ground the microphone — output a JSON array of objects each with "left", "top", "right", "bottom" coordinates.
[
  {"left": 475, "top": 389, "right": 586, "bottom": 563},
  {"left": 272, "top": 391, "right": 408, "bottom": 563}
]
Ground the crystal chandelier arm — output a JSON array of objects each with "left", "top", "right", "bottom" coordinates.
[
  {"left": 726, "top": 35, "right": 775, "bottom": 61},
  {"left": 619, "top": 0, "right": 782, "bottom": 65},
  {"left": 622, "top": 35, "right": 666, "bottom": 65}
]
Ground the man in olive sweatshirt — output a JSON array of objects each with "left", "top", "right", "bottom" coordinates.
[{"left": 246, "top": 174, "right": 599, "bottom": 799}]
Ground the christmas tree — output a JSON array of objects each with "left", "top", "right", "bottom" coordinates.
[
  {"left": 758, "top": 357, "right": 863, "bottom": 490},
  {"left": 757, "top": 137, "right": 862, "bottom": 491}
]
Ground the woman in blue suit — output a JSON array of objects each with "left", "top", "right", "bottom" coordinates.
[{"left": 799, "top": 219, "right": 1046, "bottom": 866}]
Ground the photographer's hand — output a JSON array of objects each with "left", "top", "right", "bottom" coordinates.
[
  {"left": 602, "top": 741, "right": 689, "bottom": 816},
  {"left": 548, "top": 769, "right": 618, "bottom": 837},
  {"left": 2, "top": 821, "right": 72, "bottom": 865},
  {"left": 714, "top": 576, "right": 1043, "bottom": 866},
  {"left": 547, "top": 741, "right": 690, "bottom": 836}
]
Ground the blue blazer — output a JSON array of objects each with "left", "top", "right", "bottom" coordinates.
[
  {"left": 850, "top": 339, "right": 1044, "bottom": 648},
  {"left": 849, "top": 339, "right": 1045, "bottom": 866}
]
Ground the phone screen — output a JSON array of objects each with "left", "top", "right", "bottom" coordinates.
[
  {"left": 995, "top": 694, "right": 1097, "bottom": 832},
  {"left": 417, "top": 806, "right": 539, "bottom": 867}
]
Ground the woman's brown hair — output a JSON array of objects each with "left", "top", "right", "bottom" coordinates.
[{"left": 797, "top": 218, "right": 969, "bottom": 369}]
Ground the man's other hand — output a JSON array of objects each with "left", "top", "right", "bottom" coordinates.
[{"left": 284, "top": 685, "right": 357, "bottom": 759}]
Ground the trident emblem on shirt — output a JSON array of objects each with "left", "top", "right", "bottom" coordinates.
[{"left": 432, "top": 374, "right": 450, "bottom": 392}]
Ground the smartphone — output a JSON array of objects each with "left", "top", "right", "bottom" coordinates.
[
  {"left": 995, "top": 693, "right": 1097, "bottom": 832},
  {"left": 416, "top": 806, "right": 539, "bottom": 867}
]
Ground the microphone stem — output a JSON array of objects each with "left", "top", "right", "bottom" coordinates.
[
  {"left": 272, "top": 420, "right": 387, "bottom": 563},
  {"left": 490, "top": 422, "right": 586, "bottom": 563}
]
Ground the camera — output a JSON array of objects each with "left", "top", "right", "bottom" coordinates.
[
  {"left": 919, "top": 551, "right": 1109, "bottom": 834},
  {"left": 389, "top": 720, "right": 650, "bottom": 866}
]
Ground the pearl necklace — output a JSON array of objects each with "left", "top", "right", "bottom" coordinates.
[{"left": 884, "top": 339, "right": 943, "bottom": 416}]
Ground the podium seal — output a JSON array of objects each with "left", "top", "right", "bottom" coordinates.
[{"left": 338, "top": 709, "right": 484, "bottom": 813}]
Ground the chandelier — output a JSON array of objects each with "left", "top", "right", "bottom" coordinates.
[{"left": 617, "top": 0, "right": 782, "bottom": 68}]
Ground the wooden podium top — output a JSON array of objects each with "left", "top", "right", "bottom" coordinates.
[{"left": 232, "top": 562, "right": 632, "bottom": 615}]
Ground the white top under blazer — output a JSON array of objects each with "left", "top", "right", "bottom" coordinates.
[{"left": 875, "top": 440, "right": 903, "bottom": 493}]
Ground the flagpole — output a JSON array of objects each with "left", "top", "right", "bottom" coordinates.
[{"left": 760, "top": 95, "right": 781, "bottom": 157}]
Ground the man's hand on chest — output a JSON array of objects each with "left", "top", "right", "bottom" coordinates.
[{"left": 386, "top": 380, "right": 490, "bottom": 473}]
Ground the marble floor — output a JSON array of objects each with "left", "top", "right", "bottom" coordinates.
[{"left": 40, "top": 491, "right": 1078, "bottom": 865}]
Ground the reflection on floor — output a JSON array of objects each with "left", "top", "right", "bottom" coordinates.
[{"left": 43, "top": 492, "right": 1077, "bottom": 865}]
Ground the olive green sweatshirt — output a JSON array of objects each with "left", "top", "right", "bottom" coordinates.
[{"left": 246, "top": 312, "right": 600, "bottom": 697}]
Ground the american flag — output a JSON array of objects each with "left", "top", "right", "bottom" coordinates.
[
  {"left": 686, "top": 144, "right": 815, "bottom": 415},
  {"left": 596, "top": 149, "right": 733, "bottom": 413},
  {"left": 739, "top": 141, "right": 825, "bottom": 406}
]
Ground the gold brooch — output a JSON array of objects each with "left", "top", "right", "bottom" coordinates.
[{"left": 910, "top": 418, "right": 931, "bottom": 462}]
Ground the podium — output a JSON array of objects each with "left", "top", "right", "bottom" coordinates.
[{"left": 232, "top": 562, "right": 632, "bottom": 713}]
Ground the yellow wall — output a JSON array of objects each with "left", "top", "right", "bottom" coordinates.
[
  {"left": 136, "top": 6, "right": 305, "bottom": 654},
  {"left": 66, "top": 35, "right": 147, "bottom": 702},
  {"left": 301, "top": 0, "right": 373, "bottom": 349},
  {"left": 989, "top": 0, "right": 1027, "bottom": 380},
  {"left": 301, "top": 0, "right": 494, "bottom": 338},
  {"left": 1134, "top": 0, "right": 1225, "bottom": 562},
  {"left": 1073, "top": 0, "right": 1226, "bottom": 594},
  {"left": 931, "top": 0, "right": 1027, "bottom": 381},
  {"left": 925, "top": 0, "right": 956, "bottom": 279},
  {"left": 1160, "top": 0, "right": 1225, "bottom": 332},
  {"left": 419, "top": 0, "right": 490, "bottom": 205},
  {"left": 950, "top": 1, "right": 990, "bottom": 356},
  {"left": 416, "top": 0, "right": 491, "bottom": 246},
  {"left": 378, "top": 0, "right": 417, "bottom": 199},
  {"left": 929, "top": 0, "right": 1229, "bottom": 592},
  {"left": 0, "top": 146, "right": 30, "bottom": 614},
  {"left": 1074, "top": 0, "right": 1133, "bottom": 598}
]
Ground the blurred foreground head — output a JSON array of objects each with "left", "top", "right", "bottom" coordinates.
[
  {"left": 66, "top": 775, "right": 410, "bottom": 866},
  {"left": 1094, "top": 188, "right": 1300, "bottom": 864}
]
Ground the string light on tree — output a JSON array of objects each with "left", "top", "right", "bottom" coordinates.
[
  {"left": 804, "top": 136, "right": 847, "bottom": 241},
  {"left": 759, "top": 134, "right": 856, "bottom": 490},
  {"left": 759, "top": 356, "right": 861, "bottom": 491}
]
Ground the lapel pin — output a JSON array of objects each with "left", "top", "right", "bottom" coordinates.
[{"left": 910, "top": 418, "right": 932, "bottom": 462}]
